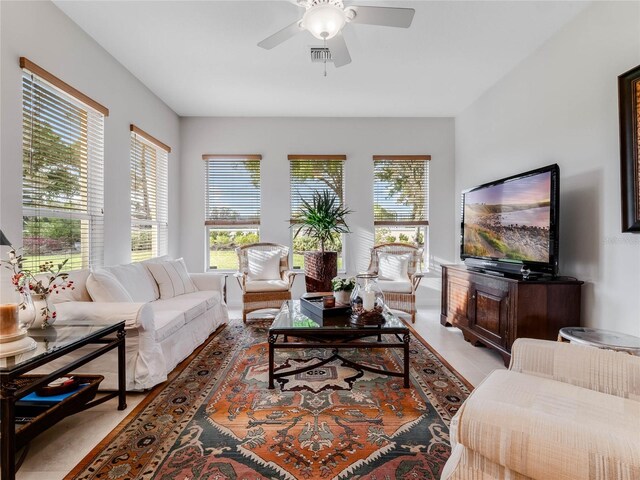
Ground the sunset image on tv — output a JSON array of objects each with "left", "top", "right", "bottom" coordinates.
[{"left": 463, "top": 171, "right": 551, "bottom": 262}]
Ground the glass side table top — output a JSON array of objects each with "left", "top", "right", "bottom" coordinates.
[
  {"left": 559, "top": 327, "right": 640, "bottom": 353},
  {"left": 0, "top": 321, "right": 123, "bottom": 372},
  {"left": 271, "top": 300, "right": 408, "bottom": 332}
]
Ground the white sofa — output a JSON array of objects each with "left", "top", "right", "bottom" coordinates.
[{"left": 46, "top": 257, "right": 229, "bottom": 391}]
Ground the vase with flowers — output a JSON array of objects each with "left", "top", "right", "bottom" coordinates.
[{"left": 3, "top": 247, "right": 74, "bottom": 329}]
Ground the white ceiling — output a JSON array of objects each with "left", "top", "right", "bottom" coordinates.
[{"left": 53, "top": 1, "right": 588, "bottom": 117}]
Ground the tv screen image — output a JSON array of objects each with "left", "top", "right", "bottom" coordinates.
[{"left": 463, "top": 170, "right": 552, "bottom": 264}]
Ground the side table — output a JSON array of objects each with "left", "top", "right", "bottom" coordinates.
[
  {"left": 0, "top": 321, "right": 126, "bottom": 480},
  {"left": 558, "top": 327, "right": 640, "bottom": 355}
]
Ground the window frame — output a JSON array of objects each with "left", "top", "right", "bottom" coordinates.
[
  {"left": 129, "top": 124, "right": 170, "bottom": 262},
  {"left": 21, "top": 57, "right": 107, "bottom": 271},
  {"left": 373, "top": 155, "right": 430, "bottom": 269},
  {"left": 288, "top": 154, "right": 347, "bottom": 272},
  {"left": 203, "top": 154, "right": 262, "bottom": 272}
]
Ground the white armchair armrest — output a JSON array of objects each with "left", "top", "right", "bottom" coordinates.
[
  {"left": 54, "top": 301, "right": 153, "bottom": 331},
  {"left": 190, "top": 273, "right": 227, "bottom": 302}
]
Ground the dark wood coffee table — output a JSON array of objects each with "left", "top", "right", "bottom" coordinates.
[{"left": 268, "top": 300, "right": 411, "bottom": 389}]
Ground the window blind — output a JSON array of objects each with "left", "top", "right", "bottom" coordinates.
[
  {"left": 373, "top": 155, "right": 430, "bottom": 226},
  {"left": 21, "top": 61, "right": 105, "bottom": 271},
  {"left": 204, "top": 155, "right": 261, "bottom": 226},
  {"left": 288, "top": 155, "right": 346, "bottom": 221},
  {"left": 130, "top": 125, "right": 169, "bottom": 261}
]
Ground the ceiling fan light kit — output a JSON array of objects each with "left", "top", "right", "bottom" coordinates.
[
  {"left": 258, "top": 0, "right": 414, "bottom": 69},
  {"left": 302, "top": 2, "right": 348, "bottom": 40}
]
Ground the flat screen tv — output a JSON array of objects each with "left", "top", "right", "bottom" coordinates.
[{"left": 461, "top": 164, "right": 560, "bottom": 277}]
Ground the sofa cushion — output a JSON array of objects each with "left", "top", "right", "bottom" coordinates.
[
  {"left": 86, "top": 269, "right": 134, "bottom": 303},
  {"left": 151, "top": 291, "right": 221, "bottom": 323},
  {"left": 378, "top": 253, "right": 410, "bottom": 281},
  {"left": 247, "top": 249, "right": 281, "bottom": 281},
  {"left": 104, "top": 263, "right": 158, "bottom": 303},
  {"left": 181, "top": 290, "right": 222, "bottom": 309},
  {"left": 146, "top": 258, "right": 197, "bottom": 299},
  {"left": 149, "top": 306, "right": 186, "bottom": 342},
  {"left": 456, "top": 369, "right": 640, "bottom": 480},
  {"left": 245, "top": 279, "right": 289, "bottom": 292},
  {"left": 378, "top": 279, "right": 412, "bottom": 293}
]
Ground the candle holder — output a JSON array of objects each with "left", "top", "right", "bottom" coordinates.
[
  {"left": 0, "top": 303, "right": 37, "bottom": 359},
  {"left": 350, "top": 273, "right": 386, "bottom": 326}
]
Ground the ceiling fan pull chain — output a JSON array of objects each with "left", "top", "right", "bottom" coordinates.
[{"left": 323, "top": 37, "right": 327, "bottom": 77}]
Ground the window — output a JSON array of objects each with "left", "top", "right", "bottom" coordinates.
[
  {"left": 204, "top": 154, "right": 261, "bottom": 270},
  {"left": 130, "top": 125, "right": 169, "bottom": 261},
  {"left": 21, "top": 58, "right": 107, "bottom": 271},
  {"left": 373, "top": 155, "right": 430, "bottom": 250},
  {"left": 289, "top": 154, "right": 346, "bottom": 269}
]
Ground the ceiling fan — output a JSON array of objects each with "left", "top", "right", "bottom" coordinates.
[{"left": 257, "top": 0, "right": 415, "bottom": 68}]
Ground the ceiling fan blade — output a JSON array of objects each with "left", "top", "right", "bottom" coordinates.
[
  {"left": 258, "top": 20, "right": 303, "bottom": 50},
  {"left": 347, "top": 6, "right": 415, "bottom": 28},
  {"left": 327, "top": 32, "right": 351, "bottom": 68}
]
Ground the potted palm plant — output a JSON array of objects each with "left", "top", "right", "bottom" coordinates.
[{"left": 294, "top": 190, "right": 352, "bottom": 292}]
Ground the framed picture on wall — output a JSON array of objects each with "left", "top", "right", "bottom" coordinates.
[{"left": 619, "top": 64, "right": 640, "bottom": 232}]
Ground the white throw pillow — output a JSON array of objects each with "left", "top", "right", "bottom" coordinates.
[
  {"left": 140, "top": 255, "right": 173, "bottom": 300},
  {"left": 104, "top": 263, "right": 158, "bottom": 303},
  {"left": 247, "top": 250, "right": 281, "bottom": 281},
  {"left": 378, "top": 253, "right": 411, "bottom": 281},
  {"left": 146, "top": 258, "right": 197, "bottom": 299},
  {"left": 86, "top": 269, "right": 134, "bottom": 303}
]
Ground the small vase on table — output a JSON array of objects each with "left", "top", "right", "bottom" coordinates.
[{"left": 31, "top": 293, "right": 56, "bottom": 329}]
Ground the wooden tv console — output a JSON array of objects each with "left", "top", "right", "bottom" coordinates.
[{"left": 440, "top": 265, "right": 583, "bottom": 366}]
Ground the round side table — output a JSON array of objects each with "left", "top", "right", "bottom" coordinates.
[{"left": 558, "top": 327, "right": 640, "bottom": 355}]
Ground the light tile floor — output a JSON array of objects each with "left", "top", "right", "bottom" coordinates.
[{"left": 15, "top": 306, "right": 505, "bottom": 479}]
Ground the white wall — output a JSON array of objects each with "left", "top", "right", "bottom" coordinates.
[
  {"left": 0, "top": 0, "right": 180, "bottom": 301},
  {"left": 180, "top": 117, "right": 456, "bottom": 306},
  {"left": 456, "top": 1, "right": 640, "bottom": 336}
]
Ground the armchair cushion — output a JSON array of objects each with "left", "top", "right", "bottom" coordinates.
[
  {"left": 378, "top": 279, "right": 412, "bottom": 293},
  {"left": 245, "top": 279, "right": 290, "bottom": 292},
  {"left": 146, "top": 258, "right": 197, "bottom": 299},
  {"left": 247, "top": 249, "right": 281, "bottom": 280},
  {"left": 378, "top": 252, "right": 410, "bottom": 281},
  {"left": 86, "top": 269, "right": 133, "bottom": 303}
]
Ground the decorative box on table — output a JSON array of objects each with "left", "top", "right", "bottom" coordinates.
[{"left": 299, "top": 294, "right": 351, "bottom": 323}]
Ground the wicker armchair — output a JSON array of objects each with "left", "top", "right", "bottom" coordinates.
[
  {"left": 366, "top": 243, "right": 424, "bottom": 323},
  {"left": 235, "top": 243, "right": 296, "bottom": 322}
]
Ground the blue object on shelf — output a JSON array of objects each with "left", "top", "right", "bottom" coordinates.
[{"left": 18, "top": 384, "right": 89, "bottom": 404}]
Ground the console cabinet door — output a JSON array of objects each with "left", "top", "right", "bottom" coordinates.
[
  {"left": 468, "top": 281, "right": 509, "bottom": 348},
  {"left": 447, "top": 276, "right": 470, "bottom": 328}
]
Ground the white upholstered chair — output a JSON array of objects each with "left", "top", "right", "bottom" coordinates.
[
  {"left": 235, "top": 243, "right": 296, "bottom": 322},
  {"left": 442, "top": 338, "right": 640, "bottom": 479},
  {"left": 366, "top": 243, "right": 424, "bottom": 323}
]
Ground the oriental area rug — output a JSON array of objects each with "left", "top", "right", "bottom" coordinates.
[{"left": 67, "top": 319, "right": 472, "bottom": 480}]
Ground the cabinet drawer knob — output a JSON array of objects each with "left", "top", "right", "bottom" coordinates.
[{"left": 471, "top": 294, "right": 476, "bottom": 299}]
